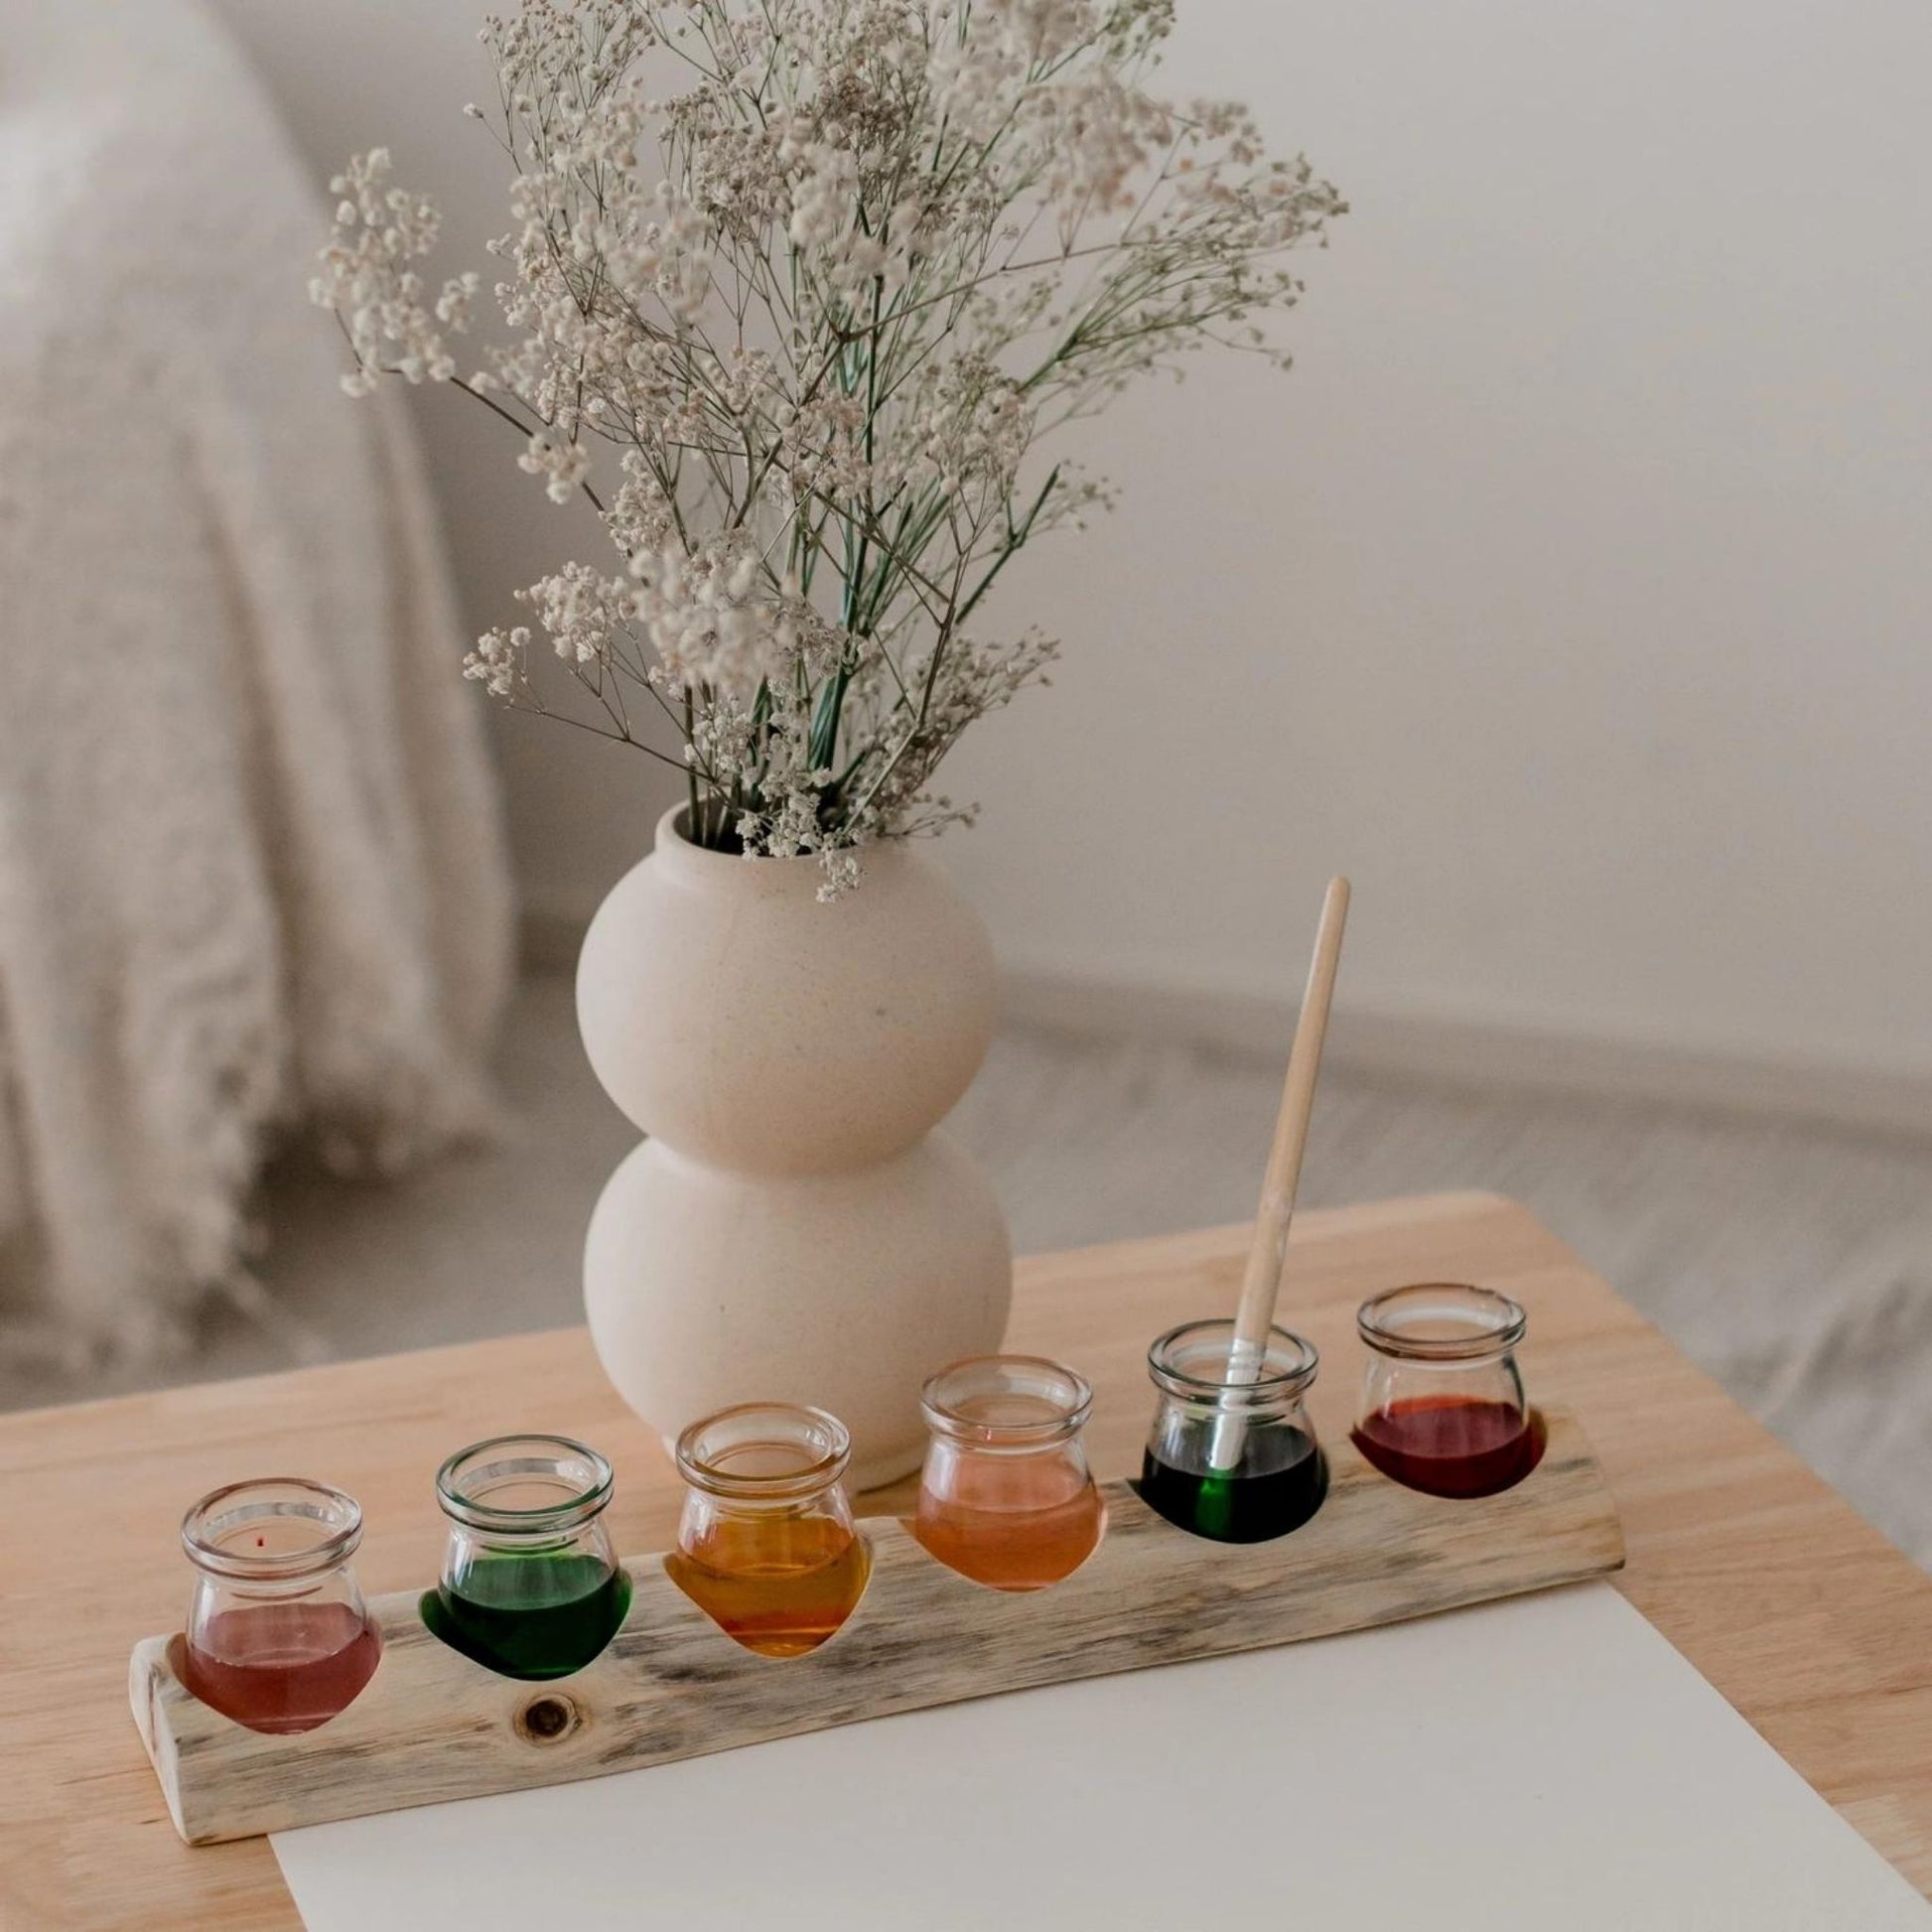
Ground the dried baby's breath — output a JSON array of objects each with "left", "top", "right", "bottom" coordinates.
[{"left": 313, "top": 0, "right": 1343, "bottom": 892}]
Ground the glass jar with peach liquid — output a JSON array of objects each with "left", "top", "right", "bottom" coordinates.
[{"left": 912, "top": 1355, "right": 1105, "bottom": 1589}]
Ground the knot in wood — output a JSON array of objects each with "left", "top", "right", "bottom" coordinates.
[{"left": 514, "top": 1694, "right": 581, "bottom": 1744}]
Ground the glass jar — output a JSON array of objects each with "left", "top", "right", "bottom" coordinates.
[
  {"left": 1140, "top": 1319, "right": 1328, "bottom": 1543},
  {"left": 179, "top": 1478, "right": 381, "bottom": 1734},
  {"left": 664, "top": 1403, "right": 869, "bottom": 1657},
  {"left": 912, "top": 1355, "right": 1105, "bottom": 1590},
  {"left": 429, "top": 1435, "right": 629, "bottom": 1680},
  {"left": 1351, "top": 1283, "right": 1540, "bottom": 1498}
]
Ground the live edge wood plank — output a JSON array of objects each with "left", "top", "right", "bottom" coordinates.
[
  {"left": 130, "top": 1409, "right": 1621, "bottom": 1844},
  {"left": 4, "top": 1194, "right": 1931, "bottom": 1929}
]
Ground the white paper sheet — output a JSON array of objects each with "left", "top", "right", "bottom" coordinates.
[{"left": 273, "top": 1583, "right": 1929, "bottom": 1931}]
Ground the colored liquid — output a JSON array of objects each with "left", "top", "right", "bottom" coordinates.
[
  {"left": 1138, "top": 1425, "right": 1328, "bottom": 1543},
  {"left": 1352, "top": 1397, "right": 1541, "bottom": 1498},
  {"left": 428, "top": 1552, "right": 630, "bottom": 1680},
  {"left": 666, "top": 1515, "right": 870, "bottom": 1657},
  {"left": 912, "top": 1455, "right": 1106, "bottom": 1590},
  {"left": 182, "top": 1601, "right": 381, "bottom": 1734}
]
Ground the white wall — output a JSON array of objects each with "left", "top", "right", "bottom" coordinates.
[{"left": 214, "top": 0, "right": 1932, "bottom": 1093}]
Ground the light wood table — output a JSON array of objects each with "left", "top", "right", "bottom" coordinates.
[{"left": 4, "top": 1193, "right": 1929, "bottom": 1929}]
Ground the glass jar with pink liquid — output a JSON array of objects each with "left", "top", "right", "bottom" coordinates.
[{"left": 178, "top": 1477, "right": 382, "bottom": 1733}]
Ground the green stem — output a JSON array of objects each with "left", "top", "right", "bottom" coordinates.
[{"left": 683, "top": 691, "right": 703, "bottom": 844}]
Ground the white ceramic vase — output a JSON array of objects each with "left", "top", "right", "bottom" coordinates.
[{"left": 578, "top": 806, "right": 1013, "bottom": 1488}]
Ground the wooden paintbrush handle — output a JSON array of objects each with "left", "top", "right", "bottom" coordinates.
[{"left": 1231, "top": 876, "right": 1351, "bottom": 1361}]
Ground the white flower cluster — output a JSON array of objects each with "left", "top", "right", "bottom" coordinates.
[
  {"left": 311, "top": 150, "right": 478, "bottom": 394},
  {"left": 317, "top": 0, "right": 1343, "bottom": 888},
  {"left": 631, "top": 531, "right": 796, "bottom": 690}
]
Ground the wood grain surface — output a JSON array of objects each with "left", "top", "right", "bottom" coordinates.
[
  {"left": 130, "top": 1408, "right": 1619, "bottom": 1844},
  {"left": 3, "top": 1193, "right": 1930, "bottom": 1927}
]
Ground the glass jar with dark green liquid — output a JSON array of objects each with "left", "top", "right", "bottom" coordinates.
[
  {"left": 1138, "top": 1319, "right": 1328, "bottom": 1542},
  {"left": 424, "top": 1435, "right": 630, "bottom": 1680}
]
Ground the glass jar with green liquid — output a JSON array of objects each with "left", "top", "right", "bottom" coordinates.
[
  {"left": 1139, "top": 1319, "right": 1328, "bottom": 1543},
  {"left": 425, "top": 1435, "right": 630, "bottom": 1680}
]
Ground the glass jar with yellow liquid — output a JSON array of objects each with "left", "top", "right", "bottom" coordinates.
[{"left": 665, "top": 1403, "right": 870, "bottom": 1656}]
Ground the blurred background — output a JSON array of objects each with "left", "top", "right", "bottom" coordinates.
[{"left": 3, "top": 1, "right": 1927, "bottom": 1562}]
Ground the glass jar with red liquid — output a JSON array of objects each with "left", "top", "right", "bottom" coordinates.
[
  {"left": 664, "top": 1403, "right": 870, "bottom": 1657},
  {"left": 912, "top": 1355, "right": 1105, "bottom": 1589},
  {"left": 179, "top": 1478, "right": 381, "bottom": 1734},
  {"left": 1351, "top": 1284, "right": 1542, "bottom": 1498}
]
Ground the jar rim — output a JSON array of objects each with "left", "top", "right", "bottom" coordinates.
[
  {"left": 435, "top": 1434, "right": 614, "bottom": 1534},
  {"left": 182, "top": 1477, "right": 362, "bottom": 1581},
  {"left": 674, "top": 1403, "right": 851, "bottom": 1501},
  {"left": 1147, "top": 1318, "right": 1319, "bottom": 1404},
  {"left": 920, "top": 1354, "right": 1093, "bottom": 1446},
  {"left": 1357, "top": 1283, "right": 1527, "bottom": 1359}
]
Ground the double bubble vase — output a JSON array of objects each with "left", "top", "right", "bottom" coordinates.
[{"left": 578, "top": 806, "right": 1015, "bottom": 1489}]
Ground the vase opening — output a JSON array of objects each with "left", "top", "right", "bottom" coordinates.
[{"left": 667, "top": 800, "right": 747, "bottom": 856}]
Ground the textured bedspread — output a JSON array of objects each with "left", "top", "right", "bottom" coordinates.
[{"left": 0, "top": 0, "right": 513, "bottom": 1360}]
